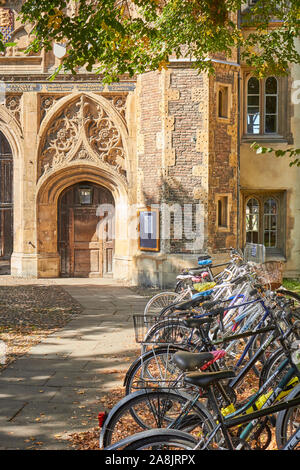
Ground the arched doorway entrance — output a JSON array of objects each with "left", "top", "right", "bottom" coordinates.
[
  {"left": 0, "top": 131, "right": 13, "bottom": 269},
  {"left": 58, "top": 181, "right": 115, "bottom": 277}
]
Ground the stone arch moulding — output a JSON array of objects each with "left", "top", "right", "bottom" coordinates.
[
  {"left": 36, "top": 164, "right": 132, "bottom": 279},
  {"left": 0, "top": 105, "right": 23, "bottom": 158},
  {"left": 0, "top": 106, "right": 24, "bottom": 275},
  {"left": 36, "top": 92, "right": 132, "bottom": 188}
]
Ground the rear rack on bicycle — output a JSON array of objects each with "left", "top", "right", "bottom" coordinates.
[
  {"left": 133, "top": 314, "right": 198, "bottom": 346},
  {"left": 130, "top": 376, "right": 187, "bottom": 391}
]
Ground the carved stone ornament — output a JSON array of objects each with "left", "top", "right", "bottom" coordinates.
[
  {"left": 39, "top": 95, "right": 127, "bottom": 180},
  {"left": 5, "top": 94, "right": 21, "bottom": 124},
  {"left": 40, "top": 95, "right": 64, "bottom": 123}
]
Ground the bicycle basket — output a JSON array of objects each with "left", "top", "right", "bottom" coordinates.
[
  {"left": 244, "top": 243, "right": 266, "bottom": 264},
  {"left": 133, "top": 315, "right": 198, "bottom": 346}
]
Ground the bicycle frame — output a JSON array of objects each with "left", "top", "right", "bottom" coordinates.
[
  {"left": 197, "top": 364, "right": 300, "bottom": 450},
  {"left": 283, "top": 424, "right": 300, "bottom": 450}
]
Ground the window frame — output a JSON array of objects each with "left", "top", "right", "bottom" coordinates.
[
  {"left": 242, "top": 72, "right": 292, "bottom": 143},
  {"left": 216, "top": 83, "right": 231, "bottom": 123},
  {"left": 215, "top": 193, "right": 232, "bottom": 233},
  {"left": 242, "top": 191, "right": 286, "bottom": 260}
]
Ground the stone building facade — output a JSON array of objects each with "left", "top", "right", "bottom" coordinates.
[{"left": 0, "top": 3, "right": 299, "bottom": 285}]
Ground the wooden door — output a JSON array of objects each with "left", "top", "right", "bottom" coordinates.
[
  {"left": 69, "top": 207, "right": 103, "bottom": 277},
  {"left": 58, "top": 183, "right": 115, "bottom": 277},
  {"left": 0, "top": 132, "right": 13, "bottom": 260}
]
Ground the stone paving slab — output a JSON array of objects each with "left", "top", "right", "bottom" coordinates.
[{"left": 0, "top": 280, "right": 148, "bottom": 450}]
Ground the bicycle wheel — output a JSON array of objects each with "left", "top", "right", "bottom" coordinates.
[
  {"left": 123, "top": 429, "right": 199, "bottom": 450},
  {"left": 259, "top": 348, "right": 286, "bottom": 387},
  {"left": 104, "top": 429, "right": 199, "bottom": 450},
  {"left": 100, "top": 388, "right": 215, "bottom": 448},
  {"left": 124, "top": 346, "right": 188, "bottom": 395},
  {"left": 276, "top": 383, "right": 300, "bottom": 449},
  {"left": 144, "top": 292, "right": 183, "bottom": 323},
  {"left": 143, "top": 318, "right": 201, "bottom": 347}
]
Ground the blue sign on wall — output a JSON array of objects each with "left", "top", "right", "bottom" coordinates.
[{"left": 138, "top": 208, "right": 160, "bottom": 252}]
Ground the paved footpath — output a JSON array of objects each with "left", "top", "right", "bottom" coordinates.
[{"left": 0, "top": 278, "right": 148, "bottom": 450}]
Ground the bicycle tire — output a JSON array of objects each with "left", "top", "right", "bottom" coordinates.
[
  {"left": 259, "top": 348, "right": 285, "bottom": 387},
  {"left": 143, "top": 318, "right": 201, "bottom": 349},
  {"left": 144, "top": 292, "right": 182, "bottom": 324},
  {"left": 276, "top": 383, "right": 300, "bottom": 449},
  {"left": 100, "top": 388, "right": 215, "bottom": 448},
  {"left": 276, "top": 289, "right": 300, "bottom": 303},
  {"left": 123, "top": 429, "right": 199, "bottom": 450},
  {"left": 104, "top": 428, "right": 199, "bottom": 450},
  {"left": 124, "top": 345, "right": 189, "bottom": 395}
]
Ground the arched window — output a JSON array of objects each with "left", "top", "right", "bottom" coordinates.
[
  {"left": 263, "top": 197, "right": 278, "bottom": 247},
  {"left": 265, "top": 77, "right": 278, "bottom": 134},
  {"left": 247, "top": 77, "right": 260, "bottom": 134},
  {"left": 243, "top": 192, "right": 284, "bottom": 258},
  {"left": 246, "top": 198, "right": 259, "bottom": 243},
  {"left": 245, "top": 75, "right": 285, "bottom": 137}
]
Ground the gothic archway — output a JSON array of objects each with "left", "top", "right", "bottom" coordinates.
[
  {"left": 36, "top": 164, "right": 130, "bottom": 279},
  {"left": 35, "top": 93, "right": 132, "bottom": 279}
]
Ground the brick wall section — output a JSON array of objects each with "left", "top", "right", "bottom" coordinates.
[
  {"left": 137, "top": 65, "right": 239, "bottom": 256},
  {"left": 208, "top": 65, "right": 239, "bottom": 252},
  {"left": 138, "top": 71, "right": 163, "bottom": 205},
  {"left": 167, "top": 68, "right": 206, "bottom": 254}
]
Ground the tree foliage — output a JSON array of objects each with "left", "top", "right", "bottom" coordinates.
[
  {"left": 251, "top": 143, "right": 300, "bottom": 167},
  {"left": 0, "top": 0, "right": 298, "bottom": 82}
]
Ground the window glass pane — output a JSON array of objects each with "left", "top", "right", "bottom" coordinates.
[
  {"left": 265, "top": 77, "right": 278, "bottom": 133},
  {"left": 247, "top": 78, "right": 260, "bottom": 134},
  {"left": 247, "top": 114, "right": 260, "bottom": 134},
  {"left": 270, "top": 231, "right": 276, "bottom": 246},
  {"left": 265, "top": 77, "right": 277, "bottom": 94},
  {"left": 264, "top": 230, "right": 270, "bottom": 247},
  {"left": 264, "top": 198, "right": 277, "bottom": 214},
  {"left": 263, "top": 198, "right": 277, "bottom": 248},
  {"left": 248, "top": 95, "right": 259, "bottom": 106},
  {"left": 266, "top": 96, "right": 277, "bottom": 114},
  {"left": 246, "top": 198, "right": 259, "bottom": 243},
  {"left": 265, "top": 115, "right": 277, "bottom": 133},
  {"left": 248, "top": 77, "right": 259, "bottom": 94},
  {"left": 271, "top": 215, "right": 277, "bottom": 230}
]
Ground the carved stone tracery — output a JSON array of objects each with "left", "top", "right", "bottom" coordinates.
[
  {"left": 5, "top": 94, "right": 21, "bottom": 124},
  {"left": 39, "top": 95, "right": 127, "bottom": 180},
  {"left": 40, "top": 95, "right": 65, "bottom": 123}
]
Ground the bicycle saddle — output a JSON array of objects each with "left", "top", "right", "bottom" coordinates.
[
  {"left": 174, "top": 297, "right": 209, "bottom": 311},
  {"left": 173, "top": 351, "right": 215, "bottom": 371},
  {"left": 198, "top": 255, "right": 211, "bottom": 261},
  {"left": 184, "top": 370, "right": 235, "bottom": 388},
  {"left": 183, "top": 317, "right": 214, "bottom": 329}
]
